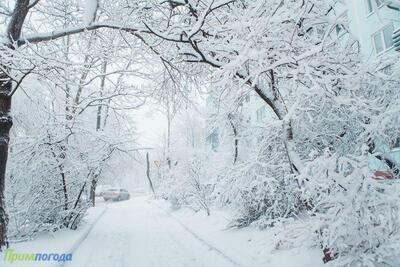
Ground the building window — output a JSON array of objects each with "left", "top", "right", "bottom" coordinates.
[
  {"left": 366, "top": 0, "right": 384, "bottom": 14},
  {"left": 372, "top": 23, "right": 394, "bottom": 54},
  {"left": 206, "top": 130, "right": 219, "bottom": 151},
  {"left": 256, "top": 107, "right": 267, "bottom": 123}
]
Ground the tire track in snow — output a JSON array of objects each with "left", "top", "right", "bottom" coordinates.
[{"left": 149, "top": 200, "right": 244, "bottom": 267}]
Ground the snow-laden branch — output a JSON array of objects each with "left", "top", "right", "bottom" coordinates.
[{"left": 17, "top": 23, "right": 147, "bottom": 46}]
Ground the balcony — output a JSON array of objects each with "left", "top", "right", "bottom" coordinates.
[{"left": 394, "top": 28, "right": 400, "bottom": 51}]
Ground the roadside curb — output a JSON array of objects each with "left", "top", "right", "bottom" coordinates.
[{"left": 57, "top": 206, "right": 108, "bottom": 267}]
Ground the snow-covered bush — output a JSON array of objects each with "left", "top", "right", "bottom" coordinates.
[
  {"left": 218, "top": 126, "right": 304, "bottom": 228},
  {"left": 302, "top": 151, "right": 400, "bottom": 266},
  {"left": 157, "top": 148, "right": 214, "bottom": 215},
  {"left": 292, "top": 56, "right": 400, "bottom": 265},
  {"left": 6, "top": 122, "right": 90, "bottom": 240}
]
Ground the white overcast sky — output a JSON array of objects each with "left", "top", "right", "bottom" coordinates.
[{"left": 134, "top": 102, "right": 167, "bottom": 148}]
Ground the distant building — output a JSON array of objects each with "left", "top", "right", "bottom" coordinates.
[{"left": 339, "top": 1, "right": 400, "bottom": 171}]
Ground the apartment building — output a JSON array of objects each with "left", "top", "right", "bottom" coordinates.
[{"left": 344, "top": 0, "right": 399, "bottom": 58}]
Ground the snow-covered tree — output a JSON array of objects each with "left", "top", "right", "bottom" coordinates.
[{"left": 138, "top": 0, "right": 400, "bottom": 264}]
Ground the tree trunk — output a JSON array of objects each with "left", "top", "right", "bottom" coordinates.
[
  {"left": 146, "top": 153, "right": 155, "bottom": 194},
  {"left": 228, "top": 114, "right": 238, "bottom": 164},
  {"left": 96, "top": 61, "right": 107, "bottom": 131},
  {"left": 237, "top": 71, "right": 302, "bottom": 175},
  {"left": 283, "top": 120, "right": 301, "bottom": 174},
  {"left": 0, "top": 72, "right": 12, "bottom": 250},
  {"left": 166, "top": 102, "right": 172, "bottom": 169},
  {"left": 49, "top": 146, "right": 69, "bottom": 211},
  {"left": 60, "top": 171, "right": 69, "bottom": 211},
  {"left": 89, "top": 175, "right": 97, "bottom": 207},
  {"left": 0, "top": 0, "right": 31, "bottom": 250},
  {"left": 89, "top": 61, "right": 108, "bottom": 207}
]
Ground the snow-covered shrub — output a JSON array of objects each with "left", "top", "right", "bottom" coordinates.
[
  {"left": 219, "top": 126, "right": 304, "bottom": 228},
  {"left": 292, "top": 56, "right": 400, "bottom": 265},
  {"left": 157, "top": 148, "right": 214, "bottom": 215},
  {"left": 302, "top": 151, "right": 400, "bottom": 266},
  {"left": 6, "top": 125, "right": 91, "bottom": 240}
]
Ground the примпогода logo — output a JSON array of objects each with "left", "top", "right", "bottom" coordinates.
[{"left": 2, "top": 248, "right": 72, "bottom": 264}]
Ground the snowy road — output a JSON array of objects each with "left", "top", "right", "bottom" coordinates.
[{"left": 65, "top": 197, "right": 240, "bottom": 267}]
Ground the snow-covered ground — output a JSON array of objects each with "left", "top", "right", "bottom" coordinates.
[
  {"left": 0, "top": 200, "right": 107, "bottom": 267},
  {"left": 1, "top": 196, "right": 324, "bottom": 267},
  {"left": 151, "top": 199, "right": 324, "bottom": 267}
]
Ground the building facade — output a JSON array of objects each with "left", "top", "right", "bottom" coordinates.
[{"left": 341, "top": 0, "right": 399, "bottom": 58}]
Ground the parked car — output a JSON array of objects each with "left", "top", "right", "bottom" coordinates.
[
  {"left": 95, "top": 185, "right": 111, "bottom": 197},
  {"left": 372, "top": 170, "right": 396, "bottom": 180},
  {"left": 102, "top": 188, "right": 130, "bottom": 201}
]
